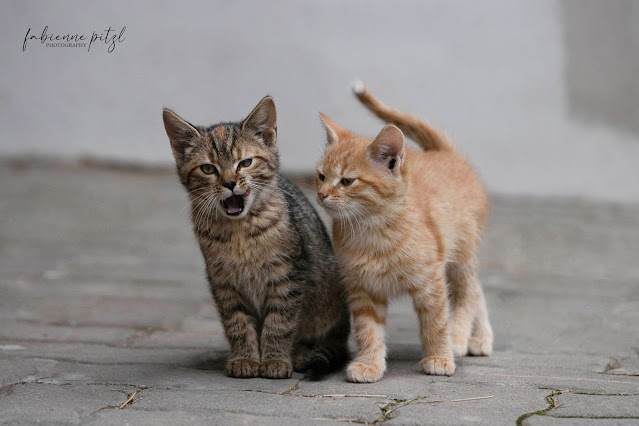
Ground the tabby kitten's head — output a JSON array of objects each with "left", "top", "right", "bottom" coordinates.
[
  {"left": 315, "top": 113, "right": 406, "bottom": 218},
  {"left": 163, "top": 97, "right": 279, "bottom": 221}
]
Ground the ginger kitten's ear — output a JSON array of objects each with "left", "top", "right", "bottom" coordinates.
[
  {"left": 318, "top": 112, "right": 345, "bottom": 145},
  {"left": 367, "top": 125, "right": 405, "bottom": 174},
  {"left": 163, "top": 108, "right": 200, "bottom": 163},
  {"left": 243, "top": 96, "right": 277, "bottom": 147}
]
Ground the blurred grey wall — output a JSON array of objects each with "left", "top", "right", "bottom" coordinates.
[
  {"left": 1, "top": 0, "right": 639, "bottom": 202},
  {"left": 562, "top": 0, "right": 639, "bottom": 136}
]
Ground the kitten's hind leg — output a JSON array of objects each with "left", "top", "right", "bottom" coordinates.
[
  {"left": 468, "top": 285, "right": 493, "bottom": 356},
  {"left": 447, "top": 260, "right": 481, "bottom": 357},
  {"left": 292, "top": 343, "right": 308, "bottom": 373}
]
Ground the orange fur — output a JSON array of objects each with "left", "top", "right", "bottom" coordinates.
[{"left": 316, "top": 82, "right": 493, "bottom": 383}]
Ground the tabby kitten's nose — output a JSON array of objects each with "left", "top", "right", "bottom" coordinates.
[{"left": 223, "top": 181, "right": 236, "bottom": 190}]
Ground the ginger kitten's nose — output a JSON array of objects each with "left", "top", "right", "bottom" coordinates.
[{"left": 318, "top": 192, "right": 328, "bottom": 201}]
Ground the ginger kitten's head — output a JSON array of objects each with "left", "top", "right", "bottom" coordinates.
[
  {"left": 163, "top": 96, "right": 278, "bottom": 221},
  {"left": 315, "top": 113, "right": 407, "bottom": 219}
]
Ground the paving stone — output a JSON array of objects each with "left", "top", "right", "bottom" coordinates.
[
  {"left": 0, "top": 357, "right": 59, "bottom": 388},
  {"left": 549, "top": 392, "right": 639, "bottom": 418},
  {"left": 0, "top": 321, "right": 135, "bottom": 347},
  {"left": 86, "top": 408, "right": 342, "bottom": 426},
  {"left": 527, "top": 417, "right": 639, "bottom": 425},
  {"left": 0, "top": 382, "right": 128, "bottom": 424},
  {"left": 132, "top": 388, "right": 382, "bottom": 423}
]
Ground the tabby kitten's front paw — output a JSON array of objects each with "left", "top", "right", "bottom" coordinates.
[
  {"left": 468, "top": 336, "right": 493, "bottom": 356},
  {"left": 420, "top": 356, "right": 455, "bottom": 376},
  {"left": 346, "top": 361, "right": 385, "bottom": 383},
  {"left": 226, "top": 358, "right": 260, "bottom": 378},
  {"left": 260, "top": 359, "right": 293, "bottom": 379}
]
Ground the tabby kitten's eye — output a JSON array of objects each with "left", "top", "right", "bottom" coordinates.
[
  {"left": 341, "top": 178, "right": 353, "bottom": 186},
  {"left": 237, "top": 158, "right": 252, "bottom": 170},
  {"left": 318, "top": 173, "right": 325, "bottom": 182},
  {"left": 200, "top": 164, "right": 218, "bottom": 175}
]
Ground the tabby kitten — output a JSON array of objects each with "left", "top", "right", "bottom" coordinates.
[
  {"left": 315, "top": 82, "right": 493, "bottom": 383},
  {"left": 162, "top": 97, "right": 350, "bottom": 379}
]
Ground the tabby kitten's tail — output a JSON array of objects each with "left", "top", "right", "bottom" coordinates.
[
  {"left": 302, "top": 312, "right": 350, "bottom": 377},
  {"left": 352, "top": 79, "right": 453, "bottom": 152},
  {"left": 305, "top": 345, "right": 348, "bottom": 377},
  {"left": 306, "top": 346, "right": 348, "bottom": 378}
]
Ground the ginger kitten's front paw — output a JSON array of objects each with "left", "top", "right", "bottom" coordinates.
[
  {"left": 452, "top": 340, "right": 469, "bottom": 357},
  {"left": 420, "top": 356, "right": 455, "bottom": 376},
  {"left": 260, "top": 359, "right": 293, "bottom": 379},
  {"left": 226, "top": 358, "right": 260, "bottom": 378},
  {"left": 468, "top": 336, "right": 493, "bottom": 356},
  {"left": 346, "top": 361, "right": 385, "bottom": 383}
]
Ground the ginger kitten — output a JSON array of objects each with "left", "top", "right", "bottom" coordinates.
[
  {"left": 315, "top": 82, "right": 493, "bottom": 383},
  {"left": 163, "top": 97, "right": 350, "bottom": 378}
]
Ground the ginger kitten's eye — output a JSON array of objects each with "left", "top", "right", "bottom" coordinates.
[
  {"left": 237, "top": 158, "right": 252, "bottom": 170},
  {"left": 200, "top": 164, "right": 218, "bottom": 175},
  {"left": 318, "top": 173, "right": 325, "bottom": 182},
  {"left": 341, "top": 178, "right": 353, "bottom": 186}
]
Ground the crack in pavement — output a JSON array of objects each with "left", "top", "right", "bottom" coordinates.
[
  {"left": 597, "top": 355, "right": 639, "bottom": 376},
  {"left": 538, "top": 386, "right": 639, "bottom": 396},
  {"left": 88, "top": 385, "right": 150, "bottom": 417},
  {"left": 516, "top": 390, "right": 568, "bottom": 426},
  {"left": 516, "top": 387, "right": 639, "bottom": 425},
  {"left": 1, "top": 379, "right": 151, "bottom": 421},
  {"left": 470, "top": 371, "right": 639, "bottom": 385}
]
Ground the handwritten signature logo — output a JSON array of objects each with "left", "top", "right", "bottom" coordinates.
[{"left": 23, "top": 26, "right": 126, "bottom": 53}]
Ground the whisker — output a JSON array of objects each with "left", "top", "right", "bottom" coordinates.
[
  {"left": 194, "top": 193, "right": 217, "bottom": 230},
  {"left": 345, "top": 204, "right": 371, "bottom": 230},
  {"left": 338, "top": 206, "right": 355, "bottom": 244},
  {"left": 181, "top": 187, "right": 215, "bottom": 213},
  {"left": 204, "top": 194, "right": 220, "bottom": 230},
  {"left": 250, "top": 181, "right": 297, "bottom": 200},
  {"left": 192, "top": 193, "right": 212, "bottom": 219}
]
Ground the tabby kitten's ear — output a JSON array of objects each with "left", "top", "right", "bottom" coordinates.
[
  {"left": 367, "top": 125, "right": 405, "bottom": 174},
  {"left": 243, "top": 96, "right": 277, "bottom": 147},
  {"left": 162, "top": 109, "right": 200, "bottom": 163},
  {"left": 318, "top": 112, "right": 345, "bottom": 145}
]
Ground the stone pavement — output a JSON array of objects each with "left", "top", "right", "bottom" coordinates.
[{"left": 1, "top": 160, "right": 638, "bottom": 425}]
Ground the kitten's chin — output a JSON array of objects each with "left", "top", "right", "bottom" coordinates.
[
  {"left": 222, "top": 208, "right": 250, "bottom": 220},
  {"left": 319, "top": 202, "right": 340, "bottom": 218}
]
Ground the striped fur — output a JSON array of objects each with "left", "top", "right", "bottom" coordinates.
[
  {"left": 163, "top": 97, "right": 350, "bottom": 379},
  {"left": 316, "top": 82, "right": 493, "bottom": 383}
]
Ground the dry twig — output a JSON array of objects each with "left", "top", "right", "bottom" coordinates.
[
  {"left": 118, "top": 390, "right": 139, "bottom": 409},
  {"left": 322, "top": 394, "right": 387, "bottom": 399}
]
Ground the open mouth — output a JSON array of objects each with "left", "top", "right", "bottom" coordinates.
[{"left": 220, "top": 189, "right": 251, "bottom": 216}]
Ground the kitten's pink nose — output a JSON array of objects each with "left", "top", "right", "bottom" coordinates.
[{"left": 318, "top": 192, "right": 328, "bottom": 201}]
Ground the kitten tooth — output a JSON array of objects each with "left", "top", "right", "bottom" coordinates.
[{"left": 352, "top": 78, "right": 366, "bottom": 95}]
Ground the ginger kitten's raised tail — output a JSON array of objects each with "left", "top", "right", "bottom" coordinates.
[{"left": 352, "top": 79, "right": 453, "bottom": 152}]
